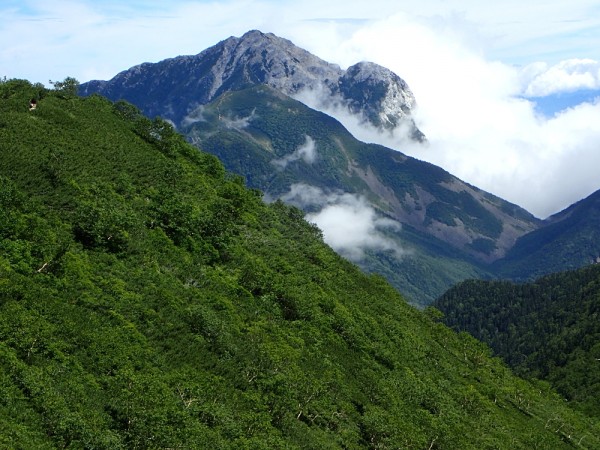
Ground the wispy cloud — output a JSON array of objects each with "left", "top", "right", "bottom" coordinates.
[
  {"left": 222, "top": 109, "right": 257, "bottom": 130},
  {"left": 4, "top": 0, "right": 600, "bottom": 83},
  {"left": 281, "top": 183, "right": 405, "bottom": 261},
  {"left": 271, "top": 135, "right": 317, "bottom": 169},
  {"left": 0, "top": 0, "right": 277, "bottom": 83}
]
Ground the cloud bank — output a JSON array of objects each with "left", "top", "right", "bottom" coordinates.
[
  {"left": 283, "top": 14, "right": 600, "bottom": 219},
  {"left": 281, "top": 184, "right": 404, "bottom": 261}
]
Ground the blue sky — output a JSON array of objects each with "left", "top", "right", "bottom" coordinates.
[
  {"left": 3, "top": 0, "right": 600, "bottom": 84},
  {"left": 3, "top": 0, "right": 600, "bottom": 217}
]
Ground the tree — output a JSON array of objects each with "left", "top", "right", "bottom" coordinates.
[{"left": 49, "top": 77, "right": 80, "bottom": 98}]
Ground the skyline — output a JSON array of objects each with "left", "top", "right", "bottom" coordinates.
[{"left": 3, "top": 0, "right": 600, "bottom": 217}]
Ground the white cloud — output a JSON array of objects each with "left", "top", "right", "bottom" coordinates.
[
  {"left": 293, "top": 85, "right": 418, "bottom": 147},
  {"left": 5, "top": 1, "right": 600, "bottom": 84},
  {"left": 280, "top": 13, "right": 600, "bottom": 218},
  {"left": 271, "top": 135, "right": 317, "bottom": 169},
  {"left": 183, "top": 106, "right": 257, "bottom": 129},
  {"left": 0, "top": 0, "right": 279, "bottom": 84},
  {"left": 182, "top": 105, "right": 206, "bottom": 126},
  {"left": 521, "top": 59, "right": 600, "bottom": 97},
  {"left": 280, "top": 183, "right": 327, "bottom": 207},
  {"left": 281, "top": 183, "right": 405, "bottom": 261}
]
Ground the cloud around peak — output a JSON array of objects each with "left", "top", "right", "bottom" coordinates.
[{"left": 282, "top": 13, "right": 600, "bottom": 219}]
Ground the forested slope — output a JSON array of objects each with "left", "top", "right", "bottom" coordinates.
[
  {"left": 493, "top": 190, "right": 600, "bottom": 281},
  {"left": 183, "top": 85, "right": 536, "bottom": 306},
  {"left": 435, "top": 264, "right": 600, "bottom": 418},
  {"left": 0, "top": 78, "right": 598, "bottom": 449}
]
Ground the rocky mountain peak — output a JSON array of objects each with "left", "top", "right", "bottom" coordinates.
[
  {"left": 205, "top": 30, "right": 343, "bottom": 97},
  {"left": 343, "top": 61, "right": 406, "bottom": 87},
  {"left": 338, "top": 61, "right": 422, "bottom": 139},
  {"left": 80, "top": 30, "right": 422, "bottom": 138}
]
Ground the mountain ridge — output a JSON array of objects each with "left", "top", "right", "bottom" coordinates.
[
  {"left": 80, "top": 30, "right": 424, "bottom": 139},
  {"left": 182, "top": 84, "right": 539, "bottom": 305},
  {"left": 493, "top": 188, "right": 600, "bottom": 280},
  {"left": 79, "top": 31, "right": 548, "bottom": 305}
]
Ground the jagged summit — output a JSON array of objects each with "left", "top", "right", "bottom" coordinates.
[
  {"left": 80, "top": 30, "right": 422, "bottom": 138},
  {"left": 214, "top": 30, "right": 343, "bottom": 91},
  {"left": 337, "top": 61, "right": 424, "bottom": 140}
]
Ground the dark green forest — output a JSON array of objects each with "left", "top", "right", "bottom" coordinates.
[
  {"left": 0, "top": 78, "right": 599, "bottom": 448},
  {"left": 435, "top": 264, "right": 600, "bottom": 419}
]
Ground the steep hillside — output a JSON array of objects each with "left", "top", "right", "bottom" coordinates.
[
  {"left": 435, "top": 264, "right": 600, "bottom": 418},
  {"left": 0, "top": 78, "right": 598, "bottom": 448},
  {"left": 80, "top": 30, "right": 423, "bottom": 139},
  {"left": 494, "top": 189, "right": 600, "bottom": 280},
  {"left": 79, "top": 32, "right": 543, "bottom": 305},
  {"left": 184, "top": 85, "right": 538, "bottom": 305}
]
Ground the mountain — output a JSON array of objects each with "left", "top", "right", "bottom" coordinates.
[
  {"left": 182, "top": 85, "right": 541, "bottom": 305},
  {"left": 434, "top": 263, "right": 600, "bottom": 418},
  {"left": 80, "top": 31, "right": 540, "bottom": 306},
  {"left": 493, "top": 188, "right": 600, "bottom": 280},
  {"left": 2, "top": 77, "right": 599, "bottom": 450},
  {"left": 80, "top": 29, "right": 424, "bottom": 140}
]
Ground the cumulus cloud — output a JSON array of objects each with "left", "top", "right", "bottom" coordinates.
[
  {"left": 281, "top": 183, "right": 405, "bottom": 261},
  {"left": 271, "top": 135, "right": 317, "bottom": 169},
  {"left": 521, "top": 59, "right": 600, "bottom": 97},
  {"left": 282, "top": 13, "right": 600, "bottom": 218}
]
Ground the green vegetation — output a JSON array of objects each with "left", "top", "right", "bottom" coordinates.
[
  {"left": 1, "top": 78, "right": 598, "bottom": 448},
  {"left": 49, "top": 77, "right": 80, "bottom": 98},
  {"left": 184, "top": 85, "right": 528, "bottom": 306},
  {"left": 435, "top": 263, "right": 600, "bottom": 418},
  {"left": 359, "top": 224, "right": 493, "bottom": 305}
]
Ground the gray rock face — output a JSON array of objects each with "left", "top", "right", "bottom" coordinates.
[
  {"left": 337, "top": 61, "right": 424, "bottom": 140},
  {"left": 80, "top": 30, "right": 422, "bottom": 137},
  {"left": 209, "top": 30, "right": 343, "bottom": 97}
]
